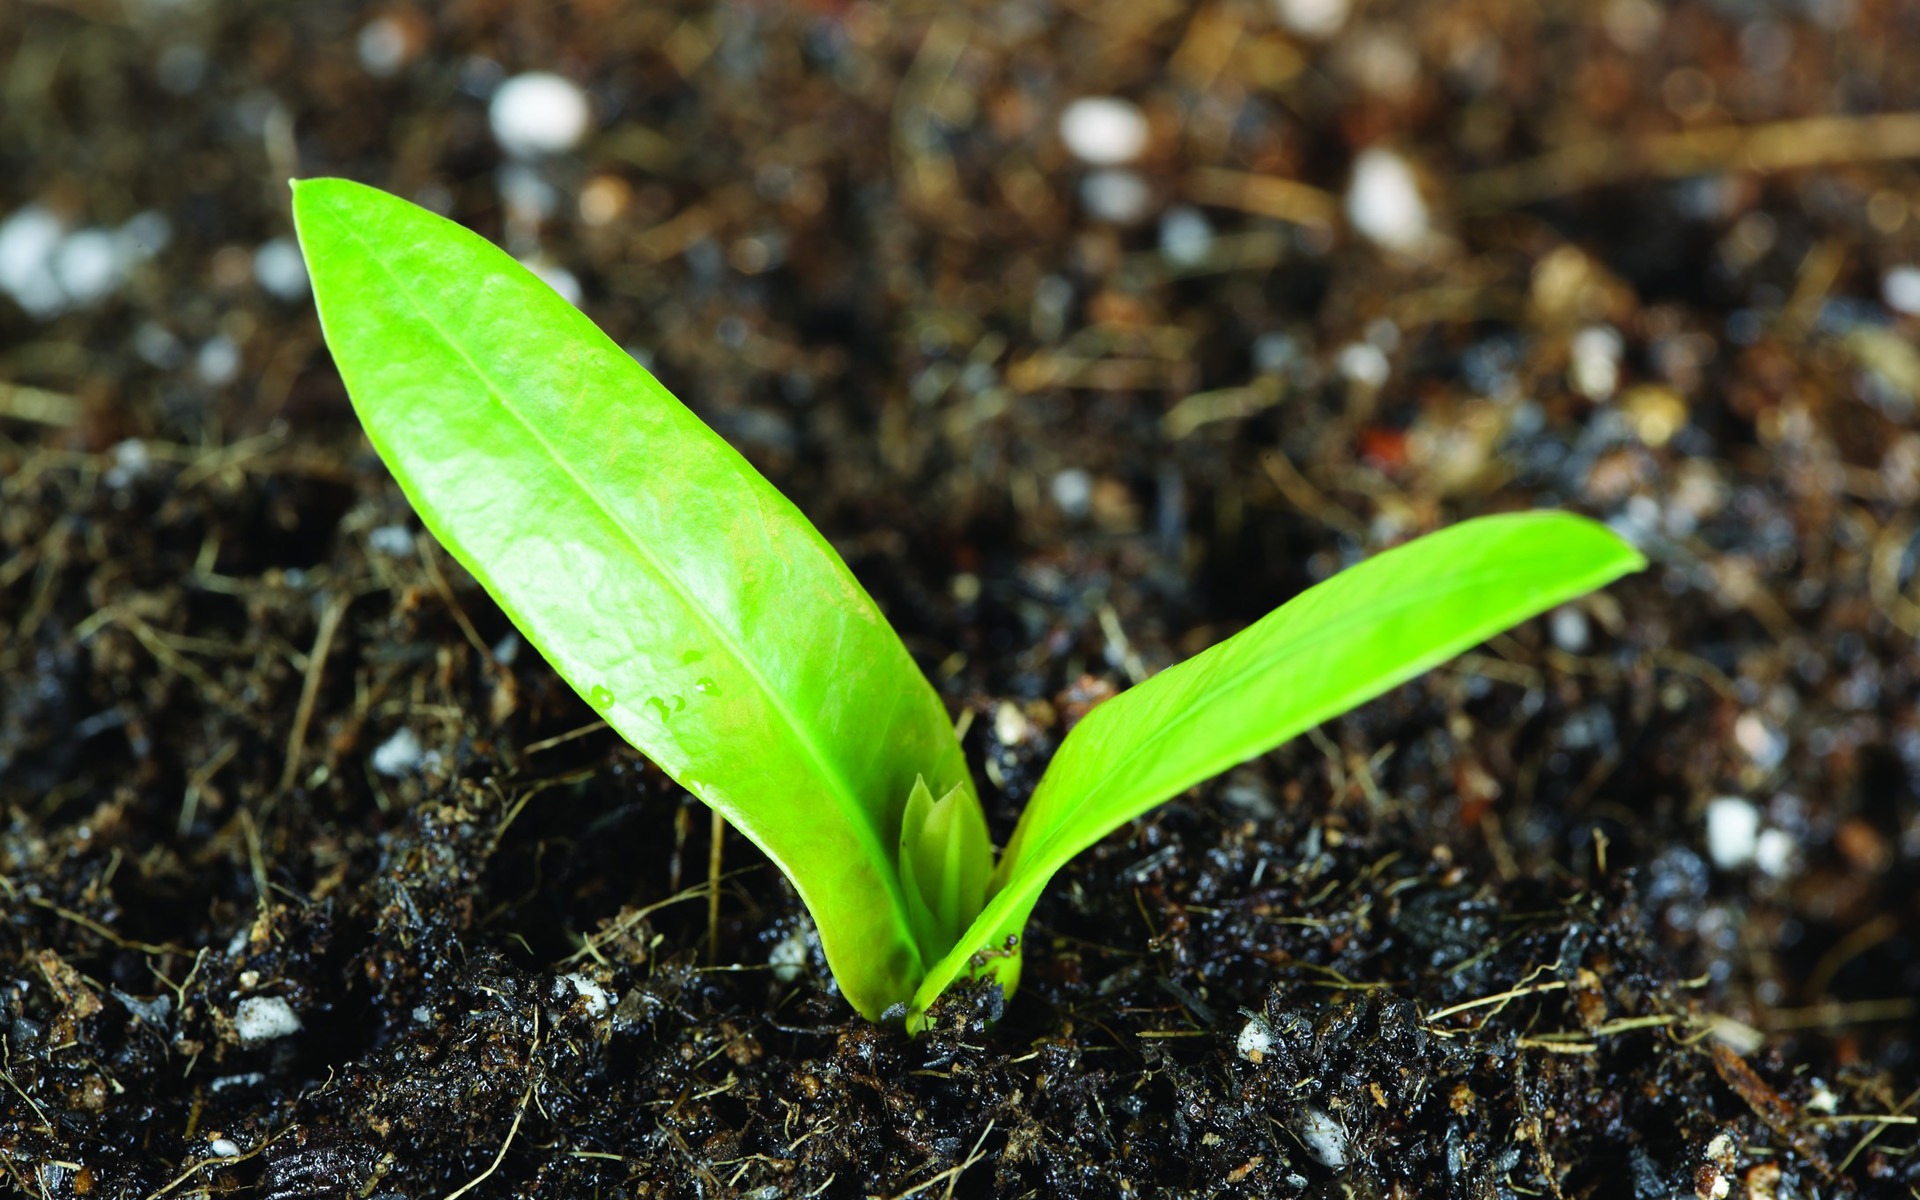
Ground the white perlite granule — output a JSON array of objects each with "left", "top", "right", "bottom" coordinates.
[{"left": 233, "top": 995, "right": 302, "bottom": 1042}]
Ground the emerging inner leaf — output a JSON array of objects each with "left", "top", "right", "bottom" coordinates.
[{"left": 897, "top": 774, "right": 993, "bottom": 964}]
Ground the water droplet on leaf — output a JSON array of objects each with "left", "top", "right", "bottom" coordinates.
[
  {"left": 588, "top": 685, "right": 614, "bottom": 709},
  {"left": 694, "top": 676, "right": 717, "bottom": 695}
]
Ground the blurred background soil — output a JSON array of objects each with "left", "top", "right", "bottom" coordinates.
[{"left": 4, "top": 0, "right": 1920, "bottom": 1195}]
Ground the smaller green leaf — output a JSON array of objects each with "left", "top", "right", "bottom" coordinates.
[
  {"left": 897, "top": 775, "right": 993, "bottom": 965},
  {"left": 909, "top": 512, "right": 1645, "bottom": 1025}
]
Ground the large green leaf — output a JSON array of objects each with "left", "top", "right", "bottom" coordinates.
[
  {"left": 909, "top": 512, "right": 1644, "bottom": 1025},
  {"left": 292, "top": 178, "right": 973, "bottom": 1019}
]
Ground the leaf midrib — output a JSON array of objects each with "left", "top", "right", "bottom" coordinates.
[{"left": 318, "top": 199, "right": 920, "bottom": 962}]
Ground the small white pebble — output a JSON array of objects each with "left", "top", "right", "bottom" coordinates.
[
  {"left": 195, "top": 335, "right": 240, "bottom": 386},
  {"left": 1733, "top": 712, "right": 1787, "bottom": 771},
  {"left": 1295, "top": 1108, "right": 1348, "bottom": 1168},
  {"left": 357, "top": 15, "right": 411, "bottom": 76},
  {"left": 492, "top": 631, "right": 521, "bottom": 666},
  {"left": 1058, "top": 97, "right": 1150, "bottom": 166},
  {"left": 2, "top": 275, "right": 64, "bottom": 318},
  {"left": 1807, "top": 1079, "right": 1839, "bottom": 1113},
  {"left": 497, "top": 162, "right": 558, "bottom": 223},
  {"left": 1051, "top": 468, "right": 1094, "bottom": 517},
  {"left": 1222, "top": 781, "right": 1279, "bottom": 819},
  {"left": 560, "top": 972, "right": 612, "bottom": 1018},
  {"left": 1236, "top": 1014, "right": 1275, "bottom": 1062},
  {"left": 1078, "top": 169, "right": 1152, "bottom": 224},
  {"left": 1336, "top": 342, "right": 1390, "bottom": 388},
  {"left": 368, "top": 524, "right": 415, "bottom": 557},
  {"left": 1570, "top": 325, "right": 1623, "bottom": 400},
  {"left": 1030, "top": 275, "right": 1074, "bottom": 342},
  {"left": 53, "top": 229, "right": 125, "bottom": 306},
  {"left": 118, "top": 211, "right": 171, "bottom": 261},
  {"left": 1323, "top": 34, "right": 1417, "bottom": 104},
  {"left": 371, "top": 727, "right": 424, "bottom": 777},
  {"left": 209, "top": 1137, "right": 242, "bottom": 1158},
  {"left": 1705, "top": 796, "right": 1760, "bottom": 870},
  {"left": 1603, "top": 0, "right": 1664, "bottom": 51},
  {"left": 105, "top": 439, "right": 152, "bottom": 489},
  {"left": 1624, "top": 494, "right": 1662, "bottom": 539},
  {"left": 1272, "top": 0, "right": 1351, "bottom": 38},
  {"left": 994, "top": 701, "right": 1031, "bottom": 746},
  {"left": 1252, "top": 332, "right": 1302, "bottom": 375},
  {"left": 1158, "top": 206, "right": 1214, "bottom": 268},
  {"left": 1754, "top": 828, "right": 1796, "bottom": 879},
  {"left": 1550, "top": 606, "right": 1590, "bottom": 654},
  {"left": 1349, "top": 31, "right": 1422, "bottom": 101},
  {"left": 769, "top": 928, "right": 810, "bottom": 984},
  {"left": 134, "top": 321, "right": 184, "bottom": 368},
  {"left": 412, "top": 1005, "right": 433, "bottom": 1024},
  {"left": 1345, "top": 148, "right": 1430, "bottom": 253},
  {"left": 1884, "top": 266, "right": 1920, "bottom": 317},
  {"left": 488, "top": 72, "right": 592, "bottom": 158},
  {"left": 233, "top": 996, "right": 302, "bottom": 1043},
  {"left": 0, "top": 205, "right": 64, "bottom": 295},
  {"left": 1701, "top": 1167, "right": 1731, "bottom": 1200},
  {"left": 253, "top": 237, "right": 309, "bottom": 301},
  {"left": 155, "top": 43, "right": 207, "bottom": 94}
]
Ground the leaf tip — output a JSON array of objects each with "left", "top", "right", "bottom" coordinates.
[{"left": 1585, "top": 517, "right": 1650, "bottom": 577}]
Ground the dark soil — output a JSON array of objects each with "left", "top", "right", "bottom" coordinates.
[{"left": 6, "top": 0, "right": 1920, "bottom": 1196}]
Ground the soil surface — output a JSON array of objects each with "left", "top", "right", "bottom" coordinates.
[{"left": 5, "top": 0, "right": 1920, "bottom": 1196}]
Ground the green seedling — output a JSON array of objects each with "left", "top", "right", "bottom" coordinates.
[{"left": 291, "top": 178, "right": 1646, "bottom": 1028}]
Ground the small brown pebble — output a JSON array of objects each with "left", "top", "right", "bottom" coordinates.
[
  {"left": 1694, "top": 1162, "right": 1729, "bottom": 1199},
  {"left": 1622, "top": 385, "right": 1688, "bottom": 447},
  {"left": 724, "top": 1032, "right": 763, "bottom": 1066},
  {"left": 1834, "top": 817, "right": 1892, "bottom": 874},
  {"left": 68, "top": 1075, "right": 108, "bottom": 1112},
  {"left": 1572, "top": 966, "right": 1609, "bottom": 1030}
]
